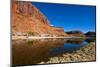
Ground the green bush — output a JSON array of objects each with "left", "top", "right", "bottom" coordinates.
[
  {"left": 80, "top": 35, "right": 85, "bottom": 40},
  {"left": 28, "top": 31, "right": 35, "bottom": 36}
]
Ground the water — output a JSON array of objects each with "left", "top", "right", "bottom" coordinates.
[{"left": 12, "top": 38, "right": 89, "bottom": 65}]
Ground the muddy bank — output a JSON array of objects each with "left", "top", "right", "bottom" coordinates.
[{"left": 38, "top": 42, "right": 96, "bottom": 64}]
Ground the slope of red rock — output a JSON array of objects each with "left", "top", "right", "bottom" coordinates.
[{"left": 11, "top": 0, "right": 68, "bottom": 37}]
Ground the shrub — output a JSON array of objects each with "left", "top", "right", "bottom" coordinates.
[{"left": 28, "top": 31, "right": 35, "bottom": 36}]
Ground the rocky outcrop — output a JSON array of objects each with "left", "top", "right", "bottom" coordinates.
[
  {"left": 11, "top": 0, "right": 68, "bottom": 37},
  {"left": 66, "top": 30, "right": 85, "bottom": 38},
  {"left": 85, "top": 32, "right": 96, "bottom": 37},
  {"left": 85, "top": 31, "right": 96, "bottom": 42}
]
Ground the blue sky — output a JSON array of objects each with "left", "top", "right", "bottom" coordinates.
[{"left": 32, "top": 2, "right": 96, "bottom": 33}]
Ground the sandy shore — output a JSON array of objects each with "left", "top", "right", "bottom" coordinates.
[{"left": 38, "top": 42, "right": 96, "bottom": 64}]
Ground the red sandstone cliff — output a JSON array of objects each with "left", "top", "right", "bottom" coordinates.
[{"left": 11, "top": 0, "right": 67, "bottom": 37}]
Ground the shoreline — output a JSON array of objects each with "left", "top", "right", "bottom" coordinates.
[
  {"left": 12, "top": 36, "right": 84, "bottom": 40},
  {"left": 38, "top": 42, "right": 96, "bottom": 64}
]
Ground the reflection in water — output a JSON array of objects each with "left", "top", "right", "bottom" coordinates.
[
  {"left": 85, "top": 38, "right": 95, "bottom": 43},
  {"left": 12, "top": 38, "right": 88, "bottom": 65}
]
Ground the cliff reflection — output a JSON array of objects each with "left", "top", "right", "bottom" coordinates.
[
  {"left": 12, "top": 38, "right": 87, "bottom": 65},
  {"left": 12, "top": 39, "right": 65, "bottom": 65}
]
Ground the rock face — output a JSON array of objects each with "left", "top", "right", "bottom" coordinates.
[
  {"left": 66, "top": 30, "right": 85, "bottom": 37},
  {"left": 85, "top": 31, "right": 96, "bottom": 42},
  {"left": 11, "top": 0, "right": 67, "bottom": 37},
  {"left": 85, "top": 32, "right": 96, "bottom": 37}
]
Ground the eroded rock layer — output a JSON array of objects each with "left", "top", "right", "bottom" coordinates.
[{"left": 12, "top": 0, "right": 67, "bottom": 37}]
